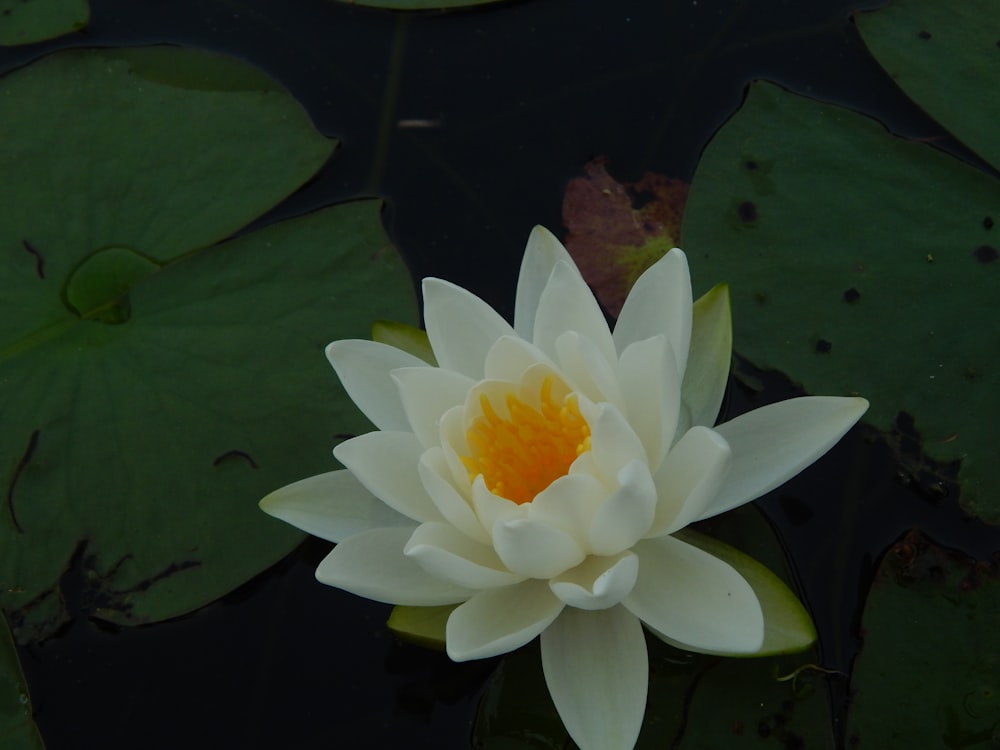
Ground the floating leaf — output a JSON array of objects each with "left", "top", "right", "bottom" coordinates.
[
  {"left": 846, "top": 532, "right": 1000, "bottom": 747},
  {"left": 562, "top": 157, "right": 688, "bottom": 316},
  {"left": 681, "top": 81, "right": 1000, "bottom": 523},
  {"left": 0, "top": 0, "right": 88, "bottom": 46},
  {"left": 0, "top": 614, "right": 42, "bottom": 749},
  {"left": 0, "top": 48, "right": 417, "bottom": 642},
  {"left": 856, "top": 0, "right": 1000, "bottom": 173}
]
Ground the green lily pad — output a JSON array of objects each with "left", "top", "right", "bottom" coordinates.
[
  {"left": 681, "top": 81, "right": 1000, "bottom": 523},
  {"left": 473, "top": 506, "right": 835, "bottom": 748},
  {"left": 846, "top": 531, "right": 999, "bottom": 747},
  {"left": 856, "top": 0, "right": 1000, "bottom": 173},
  {"left": 0, "top": 48, "right": 417, "bottom": 642},
  {"left": 0, "top": 0, "right": 88, "bottom": 46},
  {"left": 0, "top": 614, "right": 42, "bottom": 750}
]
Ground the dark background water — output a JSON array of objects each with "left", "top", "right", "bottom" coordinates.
[{"left": 5, "top": 0, "right": 993, "bottom": 747}]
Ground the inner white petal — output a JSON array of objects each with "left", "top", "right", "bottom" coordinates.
[
  {"left": 493, "top": 517, "right": 586, "bottom": 579},
  {"left": 554, "top": 330, "right": 625, "bottom": 410},
  {"left": 392, "top": 366, "right": 475, "bottom": 449},
  {"left": 549, "top": 551, "right": 639, "bottom": 610},
  {"left": 404, "top": 521, "right": 522, "bottom": 589}
]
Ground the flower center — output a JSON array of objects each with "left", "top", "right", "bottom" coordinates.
[{"left": 461, "top": 376, "right": 591, "bottom": 505}]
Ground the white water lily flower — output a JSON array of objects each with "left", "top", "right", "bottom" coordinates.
[{"left": 261, "top": 227, "right": 868, "bottom": 750}]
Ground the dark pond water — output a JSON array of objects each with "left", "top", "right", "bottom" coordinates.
[{"left": 4, "top": 0, "right": 995, "bottom": 747}]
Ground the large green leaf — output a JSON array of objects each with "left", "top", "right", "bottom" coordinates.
[
  {"left": 0, "top": 614, "right": 42, "bottom": 749},
  {"left": 682, "top": 81, "right": 1000, "bottom": 523},
  {"left": 0, "top": 0, "right": 87, "bottom": 46},
  {"left": 473, "top": 506, "right": 835, "bottom": 748},
  {"left": 846, "top": 532, "right": 999, "bottom": 747},
  {"left": 856, "top": 0, "right": 1000, "bottom": 173},
  {"left": 0, "top": 48, "right": 417, "bottom": 642}
]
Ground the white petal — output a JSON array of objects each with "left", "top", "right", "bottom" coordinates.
[
  {"left": 554, "top": 330, "right": 625, "bottom": 410},
  {"left": 392, "top": 365, "right": 475, "bottom": 448},
  {"left": 446, "top": 579, "right": 564, "bottom": 660},
  {"left": 484, "top": 334, "right": 555, "bottom": 381},
  {"left": 514, "top": 226, "right": 577, "bottom": 339},
  {"left": 333, "top": 432, "right": 444, "bottom": 524},
  {"left": 585, "top": 401, "right": 647, "bottom": 485},
  {"left": 404, "top": 522, "right": 523, "bottom": 589},
  {"left": 540, "top": 606, "right": 647, "bottom": 750},
  {"left": 588, "top": 460, "right": 657, "bottom": 556},
  {"left": 326, "top": 339, "right": 428, "bottom": 431},
  {"left": 549, "top": 551, "right": 639, "bottom": 610},
  {"left": 493, "top": 517, "right": 586, "bottom": 579},
  {"left": 704, "top": 396, "right": 869, "bottom": 519},
  {"left": 612, "top": 248, "right": 692, "bottom": 376},
  {"left": 683, "top": 282, "right": 732, "bottom": 428},
  {"left": 315, "top": 527, "right": 474, "bottom": 605},
  {"left": 418, "top": 448, "right": 491, "bottom": 543},
  {"left": 648, "top": 426, "right": 732, "bottom": 537},
  {"left": 422, "top": 277, "right": 514, "bottom": 380},
  {"left": 260, "top": 470, "right": 413, "bottom": 543},
  {"left": 533, "top": 260, "right": 616, "bottom": 366},
  {"left": 618, "top": 335, "right": 681, "bottom": 471},
  {"left": 470, "top": 475, "right": 522, "bottom": 536},
  {"left": 624, "top": 535, "right": 764, "bottom": 653},
  {"left": 527, "top": 472, "right": 606, "bottom": 542}
]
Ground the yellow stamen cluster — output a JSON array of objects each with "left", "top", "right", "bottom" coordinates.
[{"left": 461, "top": 377, "right": 591, "bottom": 505}]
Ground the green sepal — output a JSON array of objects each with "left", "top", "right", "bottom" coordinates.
[
  {"left": 386, "top": 603, "right": 455, "bottom": 650},
  {"left": 371, "top": 320, "right": 437, "bottom": 365},
  {"left": 664, "top": 529, "right": 817, "bottom": 657},
  {"left": 684, "top": 282, "right": 732, "bottom": 428}
]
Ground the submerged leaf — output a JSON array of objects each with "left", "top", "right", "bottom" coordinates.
[
  {"left": 846, "top": 532, "right": 1000, "bottom": 747},
  {"left": 562, "top": 158, "right": 688, "bottom": 316}
]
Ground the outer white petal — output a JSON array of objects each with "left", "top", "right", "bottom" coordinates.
[
  {"left": 333, "top": 432, "right": 444, "bottom": 524},
  {"left": 624, "top": 535, "right": 764, "bottom": 653},
  {"left": 446, "top": 579, "right": 564, "bottom": 660},
  {"left": 618, "top": 335, "right": 681, "bottom": 471},
  {"left": 315, "top": 527, "right": 474, "bottom": 605},
  {"left": 540, "top": 606, "right": 648, "bottom": 750},
  {"left": 702, "top": 396, "right": 869, "bottom": 519},
  {"left": 392, "top": 365, "right": 475, "bottom": 448},
  {"left": 418, "top": 448, "right": 491, "bottom": 543},
  {"left": 404, "top": 522, "right": 523, "bottom": 589},
  {"left": 648, "top": 426, "right": 732, "bottom": 537},
  {"left": 683, "top": 282, "right": 732, "bottom": 428},
  {"left": 493, "top": 517, "right": 586, "bottom": 579},
  {"left": 260, "top": 470, "right": 413, "bottom": 543},
  {"left": 588, "top": 460, "right": 657, "bottom": 556},
  {"left": 326, "top": 339, "right": 428, "bottom": 431},
  {"left": 422, "top": 277, "right": 515, "bottom": 380},
  {"left": 554, "top": 330, "right": 625, "bottom": 410},
  {"left": 514, "top": 225, "right": 577, "bottom": 339},
  {"left": 533, "top": 260, "right": 616, "bottom": 367},
  {"left": 549, "top": 551, "right": 639, "bottom": 610},
  {"left": 612, "top": 248, "right": 692, "bottom": 376}
]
